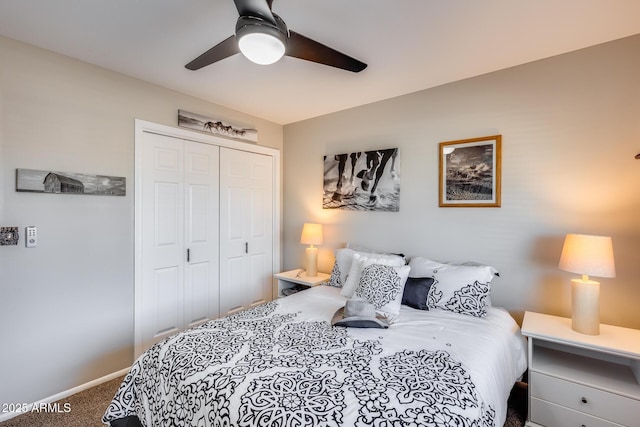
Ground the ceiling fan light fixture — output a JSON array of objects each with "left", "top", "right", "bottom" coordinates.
[
  {"left": 236, "top": 16, "right": 288, "bottom": 66},
  {"left": 186, "top": 2, "right": 367, "bottom": 73},
  {"left": 238, "top": 31, "right": 285, "bottom": 65}
]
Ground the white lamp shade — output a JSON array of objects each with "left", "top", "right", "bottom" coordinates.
[
  {"left": 300, "top": 223, "right": 323, "bottom": 246},
  {"left": 558, "top": 234, "right": 615, "bottom": 278}
]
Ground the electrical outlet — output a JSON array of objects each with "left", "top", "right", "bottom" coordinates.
[{"left": 0, "top": 226, "right": 19, "bottom": 246}]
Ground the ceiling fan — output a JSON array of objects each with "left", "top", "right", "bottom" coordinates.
[{"left": 185, "top": 0, "right": 367, "bottom": 72}]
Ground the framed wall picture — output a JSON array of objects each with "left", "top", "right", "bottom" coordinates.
[
  {"left": 16, "top": 168, "right": 126, "bottom": 196},
  {"left": 178, "top": 110, "right": 258, "bottom": 143},
  {"left": 439, "top": 135, "right": 501, "bottom": 207},
  {"left": 323, "top": 148, "right": 400, "bottom": 211}
]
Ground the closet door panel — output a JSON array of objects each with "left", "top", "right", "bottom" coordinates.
[
  {"left": 220, "top": 148, "right": 273, "bottom": 314},
  {"left": 219, "top": 184, "right": 249, "bottom": 316},
  {"left": 249, "top": 253, "right": 269, "bottom": 307},
  {"left": 152, "top": 267, "right": 181, "bottom": 336},
  {"left": 224, "top": 256, "right": 249, "bottom": 315},
  {"left": 184, "top": 141, "right": 220, "bottom": 328},
  {"left": 248, "top": 155, "right": 273, "bottom": 307},
  {"left": 140, "top": 132, "right": 185, "bottom": 350}
]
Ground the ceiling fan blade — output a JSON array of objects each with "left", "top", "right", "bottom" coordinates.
[
  {"left": 286, "top": 31, "right": 367, "bottom": 73},
  {"left": 185, "top": 35, "right": 239, "bottom": 70},
  {"left": 233, "top": 0, "right": 277, "bottom": 25}
]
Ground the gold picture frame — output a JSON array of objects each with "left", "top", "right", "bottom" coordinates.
[{"left": 439, "top": 135, "right": 501, "bottom": 207}]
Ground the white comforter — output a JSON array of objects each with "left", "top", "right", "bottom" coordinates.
[{"left": 104, "top": 285, "right": 527, "bottom": 427}]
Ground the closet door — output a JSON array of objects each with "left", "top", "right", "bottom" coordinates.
[
  {"left": 140, "top": 131, "right": 185, "bottom": 351},
  {"left": 183, "top": 142, "right": 220, "bottom": 329},
  {"left": 219, "top": 148, "right": 274, "bottom": 316},
  {"left": 138, "top": 132, "right": 219, "bottom": 353}
]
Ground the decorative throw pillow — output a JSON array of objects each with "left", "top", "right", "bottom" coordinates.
[
  {"left": 426, "top": 264, "right": 496, "bottom": 317},
  {"left": 341, "top": 253, "right": 406, "bottom": 298},
  {"left": 354, "top": 263, "right": 410, "bottom": 323},
  {"left": 401, "top": 277, "right": 435, "bottom": 310},
  {"left": 326, "top": 248, "right": 355, "bottom": 287}
]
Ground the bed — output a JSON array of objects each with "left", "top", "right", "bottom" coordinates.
[{"left": 104, "top": 252, "right": 527, "bottom": 427}]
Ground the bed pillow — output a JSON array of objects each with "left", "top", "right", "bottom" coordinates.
[
  {"left": 401, "top": 277, "right": 435, "bottom": 310},
  {"left": 341, "top": 253, "right": 406, "bottom": 298},
  {"left": 426, "top": 264, "right": 496, "bottom": 317},
  {"left": 407, "top": 257, "right": 447, "bottom": 278},
  {"left": 408, "top": 256, "right": 499, "bottom": 277},
  {"left": 345, "top": 243, "right": 378, "bottom": 253},
  {"left": 327, "top": 247, "right": 397, "bottom": 288},
  {"left": 354, "top": 263, "right": 410, "bottom": 323},
  {"left": 327, "top": 248, "right": 355, "bottom": 287},
  {"left": 346, "top": 243, "right": 406, "bottom": 260}
]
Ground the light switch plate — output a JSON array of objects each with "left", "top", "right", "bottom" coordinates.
[
  {"left": 0, "top": 226, "right": 19, "bottom": 246},
  {"left": 25, "top": 226, "right": 37, "bottom": 247}
]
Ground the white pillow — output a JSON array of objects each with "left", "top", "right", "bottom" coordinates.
[
  {"left": 355, "top": 263, "right": 410, "bottom": 323},
  {"left": 426, "top": 264, "right": 496, "bottom": 317},
  {"left": 327, "top": 248, "right": 355, "bottom": 287},
  {"left": 407, "top": 257, "right": 447, "bottom": 278},
  {"left": 345, "top": 243, "right": 377, "bottom": 253},
  {"left": 341, "top": 253, "right": 405, "bottom": 298},
  {"left": 408, "top": 256, "right": 499, "bottom": 277}
]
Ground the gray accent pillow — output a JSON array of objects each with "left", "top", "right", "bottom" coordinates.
[{"left": 401, "top": 277, "right": 435, "bottom": 310}]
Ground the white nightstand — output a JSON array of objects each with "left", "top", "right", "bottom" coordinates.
[
  {"left": 521, "top": 311, "right": 640, "bottom": 427},
  {"left": 273, "top": 269, "right": 330, "bottom": 298}
]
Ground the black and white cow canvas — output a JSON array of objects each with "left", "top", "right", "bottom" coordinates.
[{"left": 323, "top": 148, "right": 400, "bottom": 211}]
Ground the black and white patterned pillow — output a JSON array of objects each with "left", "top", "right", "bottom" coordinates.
[
  {"left": 326, "top": 248, "right": 355, "bottom": 287},
  {"left": 341, "top": 253, "right": 406, "bottom": 298},
  {"left": 355, "top": 263, "right": 410, "bottom": 323},
  {"left": 426, "top": 264, "right": 495, "bottom": 317},
  {"left": 327, "top": 262, "right": 343, "bottom": 287}
]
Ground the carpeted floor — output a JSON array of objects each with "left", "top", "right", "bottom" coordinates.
[
  {"left": 0, "top": 376, "right": 124, "bottom": 427},
  {"left": 1, "top": 376, "right": 527, "bottom": 426}
]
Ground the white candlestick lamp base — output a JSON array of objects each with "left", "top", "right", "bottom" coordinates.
[{"left": 305, "top": 246, "right": 318, "bottom": 277}]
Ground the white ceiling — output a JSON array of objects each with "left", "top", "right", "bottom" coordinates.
[{"left": 1, "top": 1, "right": 639, "bottom": 125}]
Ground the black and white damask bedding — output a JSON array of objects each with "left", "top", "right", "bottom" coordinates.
[{"left": 103, "top": 285, "right": 527, "bottom": 427}]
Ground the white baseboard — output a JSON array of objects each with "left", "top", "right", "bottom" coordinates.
[{"left": 0, "top": 367, "right": 130, "bottom": 422}]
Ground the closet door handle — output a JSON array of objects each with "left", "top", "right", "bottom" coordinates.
[
  {"left": 187, "top": 248, "right": 190, "bottom": 262},
  {"left": 245, "top": 242, "right": 248, "bottom": 254}
]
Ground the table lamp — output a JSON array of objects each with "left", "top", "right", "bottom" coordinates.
[
  {"left": 300, "top": 223, "right": 323, "bottom": 277},
  {"left": 558, "top": 233, "right": 615, "bottom": 335}
]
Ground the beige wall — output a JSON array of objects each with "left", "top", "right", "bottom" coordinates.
[
  {"left": 2, "top": 29, "right": 639, "bottom": 412},
  {"left": 0, "top": 36, "right": 283, "bottom": 408},
  {"left": 283, "top": 35, "right": 640, "bottom": 329}
]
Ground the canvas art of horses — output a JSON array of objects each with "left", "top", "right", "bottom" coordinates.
[{"left": 323, "top": 148, "right": 399, "bottom": 211}]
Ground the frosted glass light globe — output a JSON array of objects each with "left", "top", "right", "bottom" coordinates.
[{"left": 238, "top": 32, "right": 285, "bottom": 65}]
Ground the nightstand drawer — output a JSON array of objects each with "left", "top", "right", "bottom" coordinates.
[
  {"left": 530, "top": 398, "right": 622, "bottom": 427},
  {"left": 530, "top": 372, "right": 638, "bottom": 426}
]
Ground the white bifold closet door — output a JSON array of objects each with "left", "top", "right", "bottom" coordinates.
[
  {"left": 219, "top": 148, "right": 274, "bottom": 316},
  {"left": 139, "top": 131, "right": 220, "bottom": 353}
]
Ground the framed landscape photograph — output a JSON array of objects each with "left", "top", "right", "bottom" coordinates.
[
  {"left": 16, "top": 168, "right": 126, "bottom": 196},
  {"left": 439, "top": 135, "right": 501, "bottom": 207}
]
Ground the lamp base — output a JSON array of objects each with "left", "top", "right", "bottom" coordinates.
[
  {"left": 305, "top": 247, "right": 318, "bottom": 277},
  {"left": 571, "top": 279, "right": 600, "bottom": 335}
]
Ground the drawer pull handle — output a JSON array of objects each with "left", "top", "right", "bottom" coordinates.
[{"left": 581, "top": 397, "right": 588, "bottom": 404}]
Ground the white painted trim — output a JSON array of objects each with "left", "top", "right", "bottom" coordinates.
[
  {"left": 135, "top": 119, "right": 279, "bottom": 156},
  {"left": 0, "top": 367, "right": 130, "bottom": 422}
]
